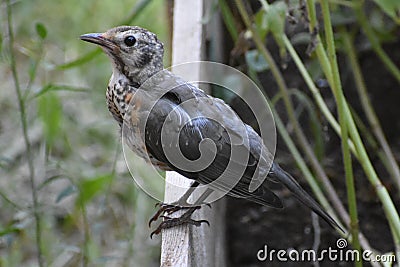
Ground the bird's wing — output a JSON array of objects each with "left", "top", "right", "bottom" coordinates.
[{"left": 141, "top": 79, "right": 282, "bottom": 208}]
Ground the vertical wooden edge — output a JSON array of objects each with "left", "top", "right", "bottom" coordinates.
[
  {"left": 160, "top": 0, "right": 227, "bottom": 266},
  {"left": 161, "top": 0, "right": 205, "bottom": 266}
]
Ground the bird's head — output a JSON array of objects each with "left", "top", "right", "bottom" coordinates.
[{"left": 80, "top": 26, "right": 164, "bottom": 84}]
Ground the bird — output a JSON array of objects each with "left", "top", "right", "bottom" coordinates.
[{"left": 80, "top": 26, "right": 343, "bottom": 236}]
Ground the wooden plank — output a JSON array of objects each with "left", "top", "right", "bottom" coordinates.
[{"left": 160, "top": 0, "right": 226, "bottom": 266}]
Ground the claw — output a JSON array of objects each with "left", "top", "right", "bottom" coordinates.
[
  {"left": 148, "top": 203, "right": 205, "bottom": 227},
  {"left": 150, "top": 228, "right": 162, "bottom": 239},
  {"left": 150, "top": 215, "right": 210, "bottom": 239},
  {"left": 197, "top": 219, "right": 210, "bottom": 227},
  {"left": 148, "top": 204, "right": 180, "bottom": 227},
  {"left": 148, "top": 209, "right": 163, "bottom": 227}
]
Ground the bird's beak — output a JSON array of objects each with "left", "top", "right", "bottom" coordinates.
[{"left": 80, "top": 33, "right": 116, "bottom": 50}]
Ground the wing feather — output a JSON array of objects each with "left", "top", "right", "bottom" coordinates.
[{"left": 142, "top": 77, "right": 281, "bottom": 208}]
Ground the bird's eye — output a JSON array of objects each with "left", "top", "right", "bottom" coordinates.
[{"left": 124, "top": 36, "right": 136, "bottom": 47}]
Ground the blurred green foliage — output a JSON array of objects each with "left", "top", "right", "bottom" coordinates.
[{"left": 1, "top": 0, "right": 169, "bottom": 266}]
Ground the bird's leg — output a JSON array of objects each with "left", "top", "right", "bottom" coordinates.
[
  {"left": 150, "top": 187, "right": 214, "bottom": 238},
  {"left": 166, "top": 181, "right": 202, "bottom": 206},
  {"left": 149, "top": 181, "right": 200, "bottom": 227}
]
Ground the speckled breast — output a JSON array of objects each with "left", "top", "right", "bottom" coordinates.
[{"left": 120, "top": 91, "right": 170, "bottom": 171}]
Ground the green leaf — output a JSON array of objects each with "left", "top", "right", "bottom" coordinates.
[
  {"left": 57, "top": 49, "right": 101, "bottom": 70},
  {"left": 38, "top": 92, "right": 62, "bottom": 146},
  {"left": 257, "top": 2, "right": 287, "bottom": 59},
  {"left": 56, "top": 185, "right": 77, "bottom": 203},
  {"left": 38, "top": 175, "right": 74, "bottom": 192},
  {"left": 77, "top": 174, "right": 113, "bottom": 206},
  {"left": 0, "top": 226, "right": 20, "bottom": 236},
  {"left": 32, "top": 84, "right": 88, "bottom": 99},
  {"left": 372, "top": 0, "right": 400, "bottom": 23},
  {"left": 254, "top": 9, "right": 269, "bottom": 40},
  {"left": 245, "top": 49, "right": 270, "bottom": 72},
  {"left": 265, "top": 2, "right": 287, "bottom": 59},
  {"left": 35, "top": 22, "right": 47, "bottom": 39}
]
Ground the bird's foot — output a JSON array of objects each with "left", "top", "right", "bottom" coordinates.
[
  {"left": 148, "top": 202, "right": 188, "bottom": 227},
  {"left": 149, "top": 201, "right": 211, "bottom": 227},
  {"left": 150, "top": 207, "right": 210, "bottom": 238}
]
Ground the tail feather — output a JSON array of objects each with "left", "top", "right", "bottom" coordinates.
[{"left": 270, "top": 163, "right": 344, "bottom": 233}]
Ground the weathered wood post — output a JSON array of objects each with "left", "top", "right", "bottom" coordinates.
[{"left": 160, "top": 0, "right": 227, "bottom": 266}]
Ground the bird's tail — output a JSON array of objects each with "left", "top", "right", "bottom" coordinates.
[{"left": 270, "top": 163, "right": 344, "bottom": 233}]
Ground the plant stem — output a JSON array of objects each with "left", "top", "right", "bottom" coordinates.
[
  {"left": 305, "top": 0, "right": 333, "bottom": 83},
  {"left": 283, "top": 36, "right": 356, "bottom": 152},
  {"left": 6, "top": 1, "right": 44, "bottom": 266},
  {"left": 252, "top": 77, "right": 382, "bottom": 265},
  {"left": 80, "top": 202, "right": 90, "bottom": 267},
  {"left": 271, "top": 99, "right": 343, "bottom": 230},
  {"left": 350, "top": 106, "right": 397, "bottom": 175},
  {"left": 319, "top": 0, "right": 361, "bottom": 260},
  {"left": 236, "top": 0, "right": 340, "bottom": 222},
  {"left": 226, "top": 0, "right": 381, "bottom": 261},
  {"left": 23, "top": 42, "right": 44, "bottom": 101},
  {"left": 227, "top": 0, "right": 387, "bottom": 262},
  {"left": 341, "top": 30, "right": 400, "bottom": 193},
  {"left": 236, "top": 0, "right": 345, "bottom": 230},
  {"left": 282, "top": 26, "right": 382, "bottom": 264},
  {"left": 218, "top": 0, "right": 239, "bottom": 42},
  {"left": 307, "top": 0, "right": 400, "bottom": 243}
]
